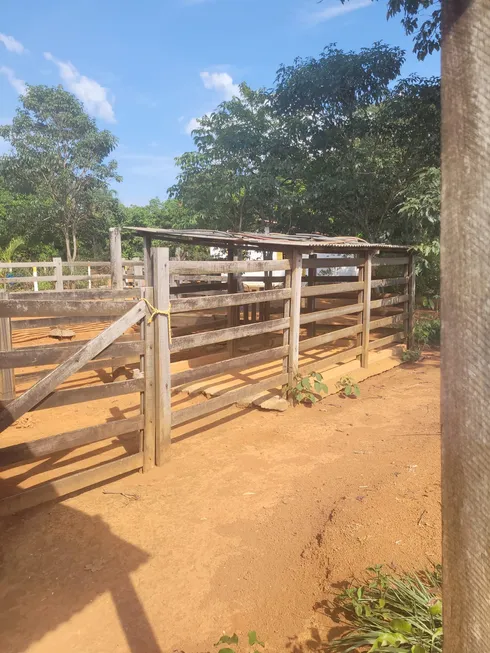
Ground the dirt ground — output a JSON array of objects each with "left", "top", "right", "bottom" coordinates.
[{"left": 0, "top": 352, "right": 441, "bottom": 653}]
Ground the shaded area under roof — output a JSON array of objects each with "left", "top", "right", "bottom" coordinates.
[{"left": 124, "top": 228, "right": 409, "bottom": 253}]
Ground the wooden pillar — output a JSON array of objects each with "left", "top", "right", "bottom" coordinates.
[
  {"left": 53, "top": 257, "right": 63, "bottom": 291},
  {"left": 441, "top": 0, "right": 490, "bottom": 649},
  {"left": 143, "top": 235, "right": 153, "bottom": 286},
  {"left": 288, "top": 249, "right": 302, "bottom": 387},
  {"left": 406, "top": 253, "right": 416, "bottom": 349},
  {"left": 0, "top": 291, "right": 15, "bottom": 405},
  {"left": 152, "top": 247, "right": 172, "bottom": 464},
  {"left": 307, "top": 254, "right": 317, "bottom": 337},
  {"left": 360, "top": 253, "right": 372, "bottom": 368},
  {"left": 227, "top": 248, "right": 238, "bottom": 357},
  {"left": 110, "top": 228, "right": 123, "bottom": 290},
  {"left": 356, "top": 256, "right": 365, "bottom": 355},
  {"left": 141, "top": 287, "right": 156, "bottom": 472}
]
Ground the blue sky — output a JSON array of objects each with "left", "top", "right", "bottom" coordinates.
[{"left": 0, "top": 0, "right": 440, "bottom": 206}]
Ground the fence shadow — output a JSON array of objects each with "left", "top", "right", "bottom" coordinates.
[{"left": 0, "top": 479, "right": 162, "bottom": 653}]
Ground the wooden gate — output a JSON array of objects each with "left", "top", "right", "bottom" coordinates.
[{"left": 0, "top": 288, "right": 156, "bottom": 516}]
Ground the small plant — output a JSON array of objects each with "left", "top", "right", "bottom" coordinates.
[
  {"left": 336, "top": 375, "right": 360, "bottom": 398},
  {"left": 328, "top": 565, "right": 442, "bottom": 653},
  {"left": 215, "top": 631, "right": 265, "bottom": 653},
  {"left": 413, "top": 318, "right": 440, "bottom": 347},
  {"left": 285, "top": 372, "right": 329, "bottom": 405},
  {"left": 402, "top": 348, "right": 422, "bottom": 363}
]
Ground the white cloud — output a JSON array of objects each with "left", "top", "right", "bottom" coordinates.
[
  {"left": 0, "top": 33, "right": 25, "bottom": 54},
  {"left": 44, "top": 52, "right": 116, "bottom": 123},
  {"left": 305, "top": 0, "right": 372, "bottom": 25},
  {"left": 200, "top": 71, "right": 239, "bottom": 100},
  {"left": 0, "top": 66, "right": 26, "bottom": 94},
  {"left": 185, "top": 117, "right": 201, "bottom": 134}
]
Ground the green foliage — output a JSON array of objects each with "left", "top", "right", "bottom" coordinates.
[
  {"left": 413, "top": 318, "right": 440, "bottom": 347},
  {"left": 0, "top": 85, "right": 120, "bottom": 262},
  {"left": 214, "top": 631, "right": 265, "bottom": 653},
  {"left": 286, "top": 372, "right": 329, "bottom": 405},
  {"left": 328, "top": 565, "right": 443, "bottom": 652},
  {"left": 336, "top": 375, "right": 360, "bottom": 398},
  {"left": 402, "top": 348, "right": 422, "bottom": 363}
]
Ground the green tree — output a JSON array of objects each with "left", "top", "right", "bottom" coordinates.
[{"left": 0, "top": 85, "right": 121, "bottom": 263}]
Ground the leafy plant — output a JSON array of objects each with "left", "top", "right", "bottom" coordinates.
[
  {"left": 336, "top": 375, "right": 360, "bottom": 398},
  {"left": 215, "top": 631, "right": 265, "bottom": 653},
  {"left": 285, "top": 372, "right": 328, "bottom": 405},
  {"left": 413, "top": 318, "right": 440, "bottom": 347},
  {"left": 402, "top": 349, "right": 422, "bottom": 363},
  {"left": 328, "top": 565, "right": 442, "bottom": 653}
]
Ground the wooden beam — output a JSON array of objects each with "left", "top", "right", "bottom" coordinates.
[
  {"left": 171, "top": 287, "right": 291, "bottom": 313},
  {"left": 307, "top": 254, "right": 317, "bottom": 337},
  {"left": 299, "top": 302, "right": 363, "bottom": 325},
  {"left": 0, "top": 301, "right": 147, "bottom": 431},
  {"left": 372, "top": 256, "right": 409, "bottom": 266},
  {"left": 0, "top": 415, "right": 144, "bottom": 467},
  {"left": 0, "top": 453, "right": 143, "bottom": 516},
  {"left": 299, "top": 323, "right": 363, "bottom": 352},
  {"left": 143, "top": 235, "right": 153, "bottom": 286},
  {"left": 298, "top": 346, "right": 363, "bottom": 377},
  {"left": 288, "top": 249, "right": 303, "bottom": 387},
  {"left": 170, "top": 259, "right": 291, "bottom": 274},
  {"left": 369, "top": 313, "right": 407, "bottom": 330},
  {"left": 110, "top": 227, "right": 123, "bottom": 290},
  {"left": 142, "top": 287, "right": 156, "bottom": 471},
  {"left": 0, "top": 299, "right": 137, "bottom": 318},
  {"left": 361, "top": 253, "right": 373, "bottom": 368},
  {"left": 152, "top": 247, "right": 172, "bottom": 464},
  {"left": 12, "top": 289, "right": 138, "bottom": 301},
  {"left": 0, "top": 292, "right": 15, "bottom": 404},
  {"left": 302, "top": 257, "right": 364, "bottom": 269},
  {"left": 368, "top": 332, "right": 404, "bottom": 351},
  {"left": 53, "top": 257, "right": 63, "bottom": 291},
  {"left": 227, "top": 248, "right": 238, "bottom": 358},
  {"left": 370, "top": 294, "right": 409, "bottom": 309},
  {"left": 371, "top": 277, "right": 406, "bottom": 288},
  {"left": 407, "top": 253, "right": 416, "bottom": 349},
  {"left": 34, "top": 378, "right": 144, "bottom": 411},
  {"left": 301, "top": 281, "right": 364, "bottom": 297}
]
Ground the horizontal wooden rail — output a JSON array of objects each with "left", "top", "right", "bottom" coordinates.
[
  {"left": 372, "top": 257, "right": 409, "bottom": 266},
  {"left": 170, "top": 283, "right": 225, "bottom": 295},
  {"left": 0, "top": 452, "right": 143, "bottom": 516},
  {"left": 0, "top": 415, "right": 144, "bottom": 467},
  {"left": 171, "top": 288, "right": 291, "bottom": 313},
  {"left": 299, "top": 323, "right": 363, "bottom": 352},
  {"left": 298, "top": 346, "right": 363, "bottom": 377},
  {"left": 31, "top": 378, "right": 144, "bottom": 412},
  {"left": 0, "top": 340, "right": 144, "bottom": 369},
  {"left": 16, "top": 355, "right": 140, "bottom": 385},
  {"left": 370, "top": 294, "right": 409, "bottom": 309},
  {"left": 301, "top": 258, "right": 364, "bottom": 269},
  {"left": 172, "top": 372, "right": 288, "bottom": 427},
  {"left": 61, "top": 274, "right": 110, "bottom": 282},
  {"left": 1, "top": 276, "right": 56, "bottom": 284},
  {"left": 301, "top": 281, "right": 364, "bottom": 297},
  {"left": 299, "top": 302, "right": 363, "bottom": 325},
  {"left": 368, "top": 332, "right": 405, "bottom": 350},
  {"left": 369, "top": 313, "right": 408, "bottom": 330},
  {"left": 12, "top": 289, "right": 138, "bottom": 301},
  {"left": 0, "top": 299, "right": 137, "bottom": 318},
  {"left": 171, "top": 317, "right": 289, "bottom": 353},
  {"left": 12, "top": 315, "right": 119, "bottom": 330},
  {"left": 0, "top": 262, "right": 56, "bottom": 269},
  {"left": 170, "top": 260, "right": 291, "bottom": 274},
  {"left": 171, "top": 345, "right": 288, "bottom": 388},
  {"left": 371, "top": 277, "right": 407, "bottom": 288}
]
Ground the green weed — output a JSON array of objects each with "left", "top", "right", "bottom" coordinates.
[
  {"left": 285, "top": 372, "right": 329, "bottom": 405},
  {"left": 215, "top": 631, "right": 265, "bottom": 653},
  {"left": 336, "top": 375, "right": 360, "bottom": 398}
]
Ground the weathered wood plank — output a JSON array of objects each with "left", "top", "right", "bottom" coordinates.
[
  {"left": 0, "top": 261, "right": 56, "bottom": 269},
  {"left": 170, "top": 282, "right": 226, "bottom": 295},
  {"left": 15, "top": 355, "right": 141, "bottom": 384},
  {"left": 0, "top": 299, "right": 138, "bottom": 318},
  {"left": 0, "top": 301, "right": 147, "bottom": 431},
  {"left": 369, "top": 313, "right": 408, "bottom": 330},
  {"left": 153, "top": 248, "right": 172, "bottom": 464},
  {"left": 361, "top": 253, "right": 372, "bottom": 368},
  {"left": 110, "top": 227, "right": 123, "bottom": 290},
  {"left": 371, "top": 277, "right": 407, "bottom": 288},
  {"left": 0, "top": 292, "right": 15, "bottom": 403},
  {"left": 372, "top": 256, "right": 410, "bottom": 266},
  {"left": 0, "top": 452, "right": 144, "bottom": 516},
  {"left": 300, "top": 303, "right": 365, "bottom": 325},
  {"left": 1, "top": 276, "right": 57, "bottom": 284},
  {"left": 12, "top": 289, "right": 137, "bottom": 301},
  {"left": 170, "top": 317, "right": 289, "bottom": 353},
  {"left": 370, "top": 294, "right": 409, "bottom": 309},
  {"left": 0, "top": 339, "right": 144, "bottom": 370},
  {"left": 299, "top": 323, "right": 363, "bottom": 352},
  {"left": 288, "top": 249, "right": 303, "bottom": 386},
  {"left": 407, "top": 253, "right": 416, "bottom": 348},
  {"left": 301, "top": 281, "right": 364, "bottom": 297},
  {"left": 12, "top": 315, "right": 120, "bottom": 330},
  {"left": 171, "top": 288, "right": 291, "bottom": 313},
  {"left": 53, "top": 257, "right": 63, "bottom": 291},
  {"left": 172, "top": 372, "right": 289, "bottom": 427},
  {"left": 368, "top": 332, "right": 404, "bottom": 351},
  {"left": 0, "top": 415, "right": 144, "bottom": 467},
  {"left": 298, "top": 346, "right": 363, "bottom": 377},
  {"left": 306, "top": 254, "right": 317, "bottom": 338},
  {"left": 171, "top": 345, "right": 288, "bottom": 388},
  {"left": 61, "top": 274, "right": 110, "bottom": 282},
  {"left": 33, "top": 378, "right": 144, "bottom": 411},
  {"left": 142, "top": 287, "right": 156, "bottom": 472},
  {"left": 170, "top": 260, "right": 291, "bottom": 274},
  {"left": 301, "top": 257, "right": 364, "bottom": 269}
]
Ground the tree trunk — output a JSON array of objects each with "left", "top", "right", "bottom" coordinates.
[{"left": 441, "top": 0, "right": 490, "bottom": 650}]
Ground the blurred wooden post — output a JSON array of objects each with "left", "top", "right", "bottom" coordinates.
[
  {"left": 441, "top": 0, "right": 490, "bottom": 649},
  {"left": 143, "top": 235, "right": 153, "bottom": 286},
  {"left": 0, "top": 291, "right": 15, "bottom": 405},
  {"left": 356, "top": 256, "right": 365, "bottom": 357},
  {"left": 288, "top": 248, "right": 302, "bottom": 387},
  {"left": 307, "top": 253, "right": 317, "bottom": 337},
  {"left": 360, "top": 253, "right": 372, "bottom": 368},
  {"left": 142, "top": 287, "right": 156, "bottom": 471},
  {"left": 53, "top": 257, "right": 63, "bottom": 291},
  {"left": 407, "top": 253, "right": 416, "bottom": 349},
  {"left": 33, "top": 266, "right": 39, "bottom": 292},
  {"left": 110, "top": 228, "right": 123, "bottom": 290},
  {"left": 227, "top": 248, "right": 238, "bottom": 357},
  {"left": 152, "top": 247, "right": 172, "bottom": 464},
  {"left": 87, "top": 265, "right": 92, "bottom": 290},
  {"left": 133, "top": 258, "right": 143, "bottom": 289}
]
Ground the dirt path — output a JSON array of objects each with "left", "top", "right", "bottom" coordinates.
[{"left": 0, "top": 354, "right": 441, "bottom": 653}]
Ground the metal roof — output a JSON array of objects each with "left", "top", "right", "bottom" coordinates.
[{"left": 124, "top": 227, "right": 409, "bottom": 252}]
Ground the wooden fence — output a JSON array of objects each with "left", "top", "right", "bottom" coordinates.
[{"left": 0, "top": 244, "right": 414, "bottom": 514}]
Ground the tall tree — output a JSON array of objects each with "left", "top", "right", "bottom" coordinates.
[{"left": 0, "top": 85, "right": 121, "bottom": 263}]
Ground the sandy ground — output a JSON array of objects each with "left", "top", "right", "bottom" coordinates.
[{"left": 0, "top": 352, "right": 441, "bottom": 653}]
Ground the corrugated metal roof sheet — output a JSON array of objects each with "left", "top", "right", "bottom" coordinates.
[{"left": 124, "top": 227, "right": 409, "bottom": 252}]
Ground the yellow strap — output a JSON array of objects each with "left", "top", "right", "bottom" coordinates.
[{"left": 142, "top": 298, "right": 172, "bottom": 343}]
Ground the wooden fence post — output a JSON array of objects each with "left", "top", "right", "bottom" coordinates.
[
  {"left": 142, "top": 287, "right": 156, "bottom": 471},
  {"left": 288, "top": 248, "right": 302, "bottom": 388},
  {"left": 227, "top": 248, "right": 238, "bottom": 357},
  {"left": 0, "top": 291, "right": 15, "bottom": 405},
  {"left": 143, "top": 235, "right": 153, "bottom": 286},
  {"left": 307, "top": 254, "right": 317, "bottom": 338},
  {"left": 53, "top": 257, "right": 63, "bottom": 291},
  {"left": 110, "top": 227, "right": 123, "bottom": 290},
  {"left": 361, "top": 253, "right": 372, "bottom": 368},
  {"left": 152, "top": 247, "right": 172, "bottom": 464},
  {"left": 407, "top": 253, "right": 416, "bottom": 349},
  {"left": 282, "top": 260, "right": 292, "bottom": 373}
]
